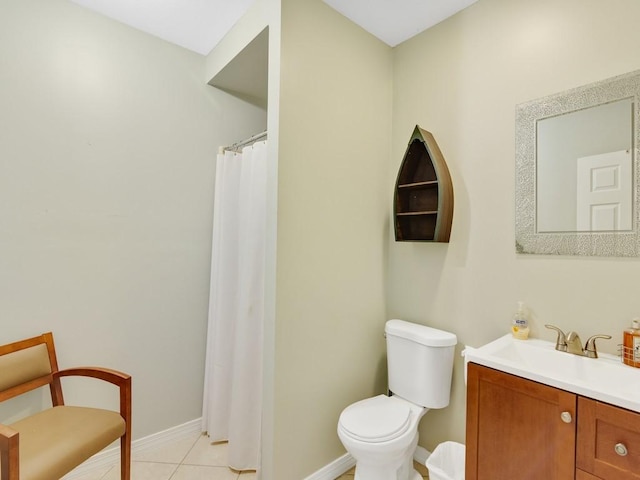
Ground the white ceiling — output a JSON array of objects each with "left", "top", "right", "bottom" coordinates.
[
  {"left": 323, "top": 0, "right": 479, "bottom": 47},
  {"left": 70, "top": 0, "right": 256, "bottom": 55},
  {"left": 70, "top": 0, "right": 479, "bottom": 55}
]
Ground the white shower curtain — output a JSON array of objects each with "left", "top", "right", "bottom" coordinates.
[{"left": 202, "top": 140, "right": 267, "bottom": 471}]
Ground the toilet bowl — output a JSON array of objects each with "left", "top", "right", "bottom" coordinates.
[
  {"left": 337, "top": 320, "right": 457, "bottom": 480},
  {"left": 338, "top": 395, "right": 427, "bottom": 480}
]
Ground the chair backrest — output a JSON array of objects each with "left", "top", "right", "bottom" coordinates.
[{"left": 0, "top": 332, "right": 62, "bottom": 404}]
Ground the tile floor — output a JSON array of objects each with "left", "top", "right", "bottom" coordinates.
[
  {"left": 70, "top": 433, "right": 256, "bottom": 480},
  {"left": 335, "top": 462, "right": 430, "bottom": 479},
  {"left": 67, "top": 432, "right": 430, "bottom": 480}
]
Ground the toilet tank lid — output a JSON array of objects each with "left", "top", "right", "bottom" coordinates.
[{"left": 385, "top": 319, "right": 457, "bottom": 347}]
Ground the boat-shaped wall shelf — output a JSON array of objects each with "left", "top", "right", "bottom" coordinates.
[{"left": 394, "top": 126, "right": 454, "bottom": 242}]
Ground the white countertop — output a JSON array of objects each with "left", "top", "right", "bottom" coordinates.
[{"left": 464, "top": 334, "right": 640, "bottom": 413}]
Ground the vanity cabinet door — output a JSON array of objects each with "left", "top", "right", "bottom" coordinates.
[
  {"left": 466, "top": 363, "right": 577, "bottom": 480},
  {"left": 576, "top": 470, "right": 602, "bottom": 480},
  {"left": 577, "top": 397, "right": 640, "bottom": 479}
]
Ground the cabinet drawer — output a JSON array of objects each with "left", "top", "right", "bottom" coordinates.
[{"left": 577, "top": 397, "right": 640, "bottom": 479}]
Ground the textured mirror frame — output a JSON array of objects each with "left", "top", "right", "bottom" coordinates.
[{"left": 515, "top": 70, "right": 640, "bottom": 256}]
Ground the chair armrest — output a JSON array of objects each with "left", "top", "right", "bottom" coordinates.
[
  {"left": 0, "top": 424, "right": 18, "bottom": 440},
  {"left": 53, "top": 367, "right": 132, "bottom": 434},
  {"left": 55, "top": 367, "right": 130, "bottom": 387},
  {"left": 0, "top": 423, "right": 19, "bottom": 480}
]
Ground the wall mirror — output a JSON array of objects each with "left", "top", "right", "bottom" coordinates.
[{"left": 515, "top": 70, "right": 640, "bottom": 256}]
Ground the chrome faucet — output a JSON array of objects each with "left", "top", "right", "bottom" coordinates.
[{"left": 545, "top": 324, "right": 611, "bottom": 358}]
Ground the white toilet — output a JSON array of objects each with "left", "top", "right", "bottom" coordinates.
[{"left": 337, "top": 319, "right": 457, "bottom": 480}]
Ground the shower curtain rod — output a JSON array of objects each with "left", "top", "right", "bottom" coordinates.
[{"left": 219, "top": 130, "right": 268, "bottom": 154}]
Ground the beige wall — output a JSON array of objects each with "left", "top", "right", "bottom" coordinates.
[
  {"left": 205, "top": 0, "right": 275, "bottom": 86},
  {"left": 0, "top": 0, "right": 266, "bottom": 438},
  {"left": 390, "top": 0, "right": 640, "bottom": 450},
  {"left": 274, "top": 0, "right": 392, "bottom": 477}
]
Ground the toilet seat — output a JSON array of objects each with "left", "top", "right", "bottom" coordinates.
[{"left": 339, "top": 395, "right": 412, "bottom": 443}]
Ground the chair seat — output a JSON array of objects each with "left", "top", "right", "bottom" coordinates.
[{"left": 9, "top": 405, "right": 125, "bottom": 480}]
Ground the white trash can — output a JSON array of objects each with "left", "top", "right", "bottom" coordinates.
[{"left": 425, "top": 441, "right": 465, "bottom": 480}]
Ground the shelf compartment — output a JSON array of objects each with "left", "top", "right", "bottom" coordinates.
[
  {"left": 396, "top": 183, "right": 439, "bottom": 214},
  {"left": 395, "top": 214, "right": 438, "bottom": 241}
]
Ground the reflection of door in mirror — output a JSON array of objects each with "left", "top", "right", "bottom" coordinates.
[
  {"left": 536, "top": 97, "right": 633, "bottom": 233},
  {"left": 576, "top": 150, "right": 632, "bottom": 231}
]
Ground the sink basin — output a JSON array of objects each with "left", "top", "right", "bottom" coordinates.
[{"left": 464, "top": 334, "right": 640, "bottom": 412}]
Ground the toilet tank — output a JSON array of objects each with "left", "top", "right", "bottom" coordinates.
[{"left": 385, "top": 319, "right": 457, "bottom": 409}]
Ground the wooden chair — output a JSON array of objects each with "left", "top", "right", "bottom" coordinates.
[{"left": 0, "top": 332, "right": 131, "bottom": 480}]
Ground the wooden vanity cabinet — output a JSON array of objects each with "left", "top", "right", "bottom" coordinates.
[
  {"left": 465, "top": 363, "right": 577, "bottom": 479},
  {"left": 466, "top": 363, "right": 640, "bottom": 480}
]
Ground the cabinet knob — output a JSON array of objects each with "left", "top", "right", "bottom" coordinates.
[
  {"left": 560, "top": 411, "right": 572, "bottom": 423},
  {"left": 615, "top": 443, "right": 628, "bottom": 456}
]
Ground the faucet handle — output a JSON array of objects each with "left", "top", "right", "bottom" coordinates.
[
  {"left": 545, "top": 324, "right": 568, "bottom": 352},
  {"left": 584, "top": 334, "right": 612, "bottom": 359}
]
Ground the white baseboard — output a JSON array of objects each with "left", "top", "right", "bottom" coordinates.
[
  {"left": 303, "top": 447, "right": 432, "bottom": 480},
  {"left": 303, "top": 453, "right": 356, "bottom": 480},
  {"left": 62, "top": 418, "right": 202, "bottom": 479},
  {"left": 414, "top": 446, "right": 431, "bottom": 467}
]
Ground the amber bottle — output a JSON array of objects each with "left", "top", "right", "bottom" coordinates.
[{"left": 622, "top": 319, "right": 640, "bottom": 368}]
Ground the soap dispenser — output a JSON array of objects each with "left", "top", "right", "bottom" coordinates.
[
  {"left": 622, "top": 318, "right": 640, "bottom": 368},
  {"left": 511, "top": 301, "right": 529, "bottom": 340}
]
